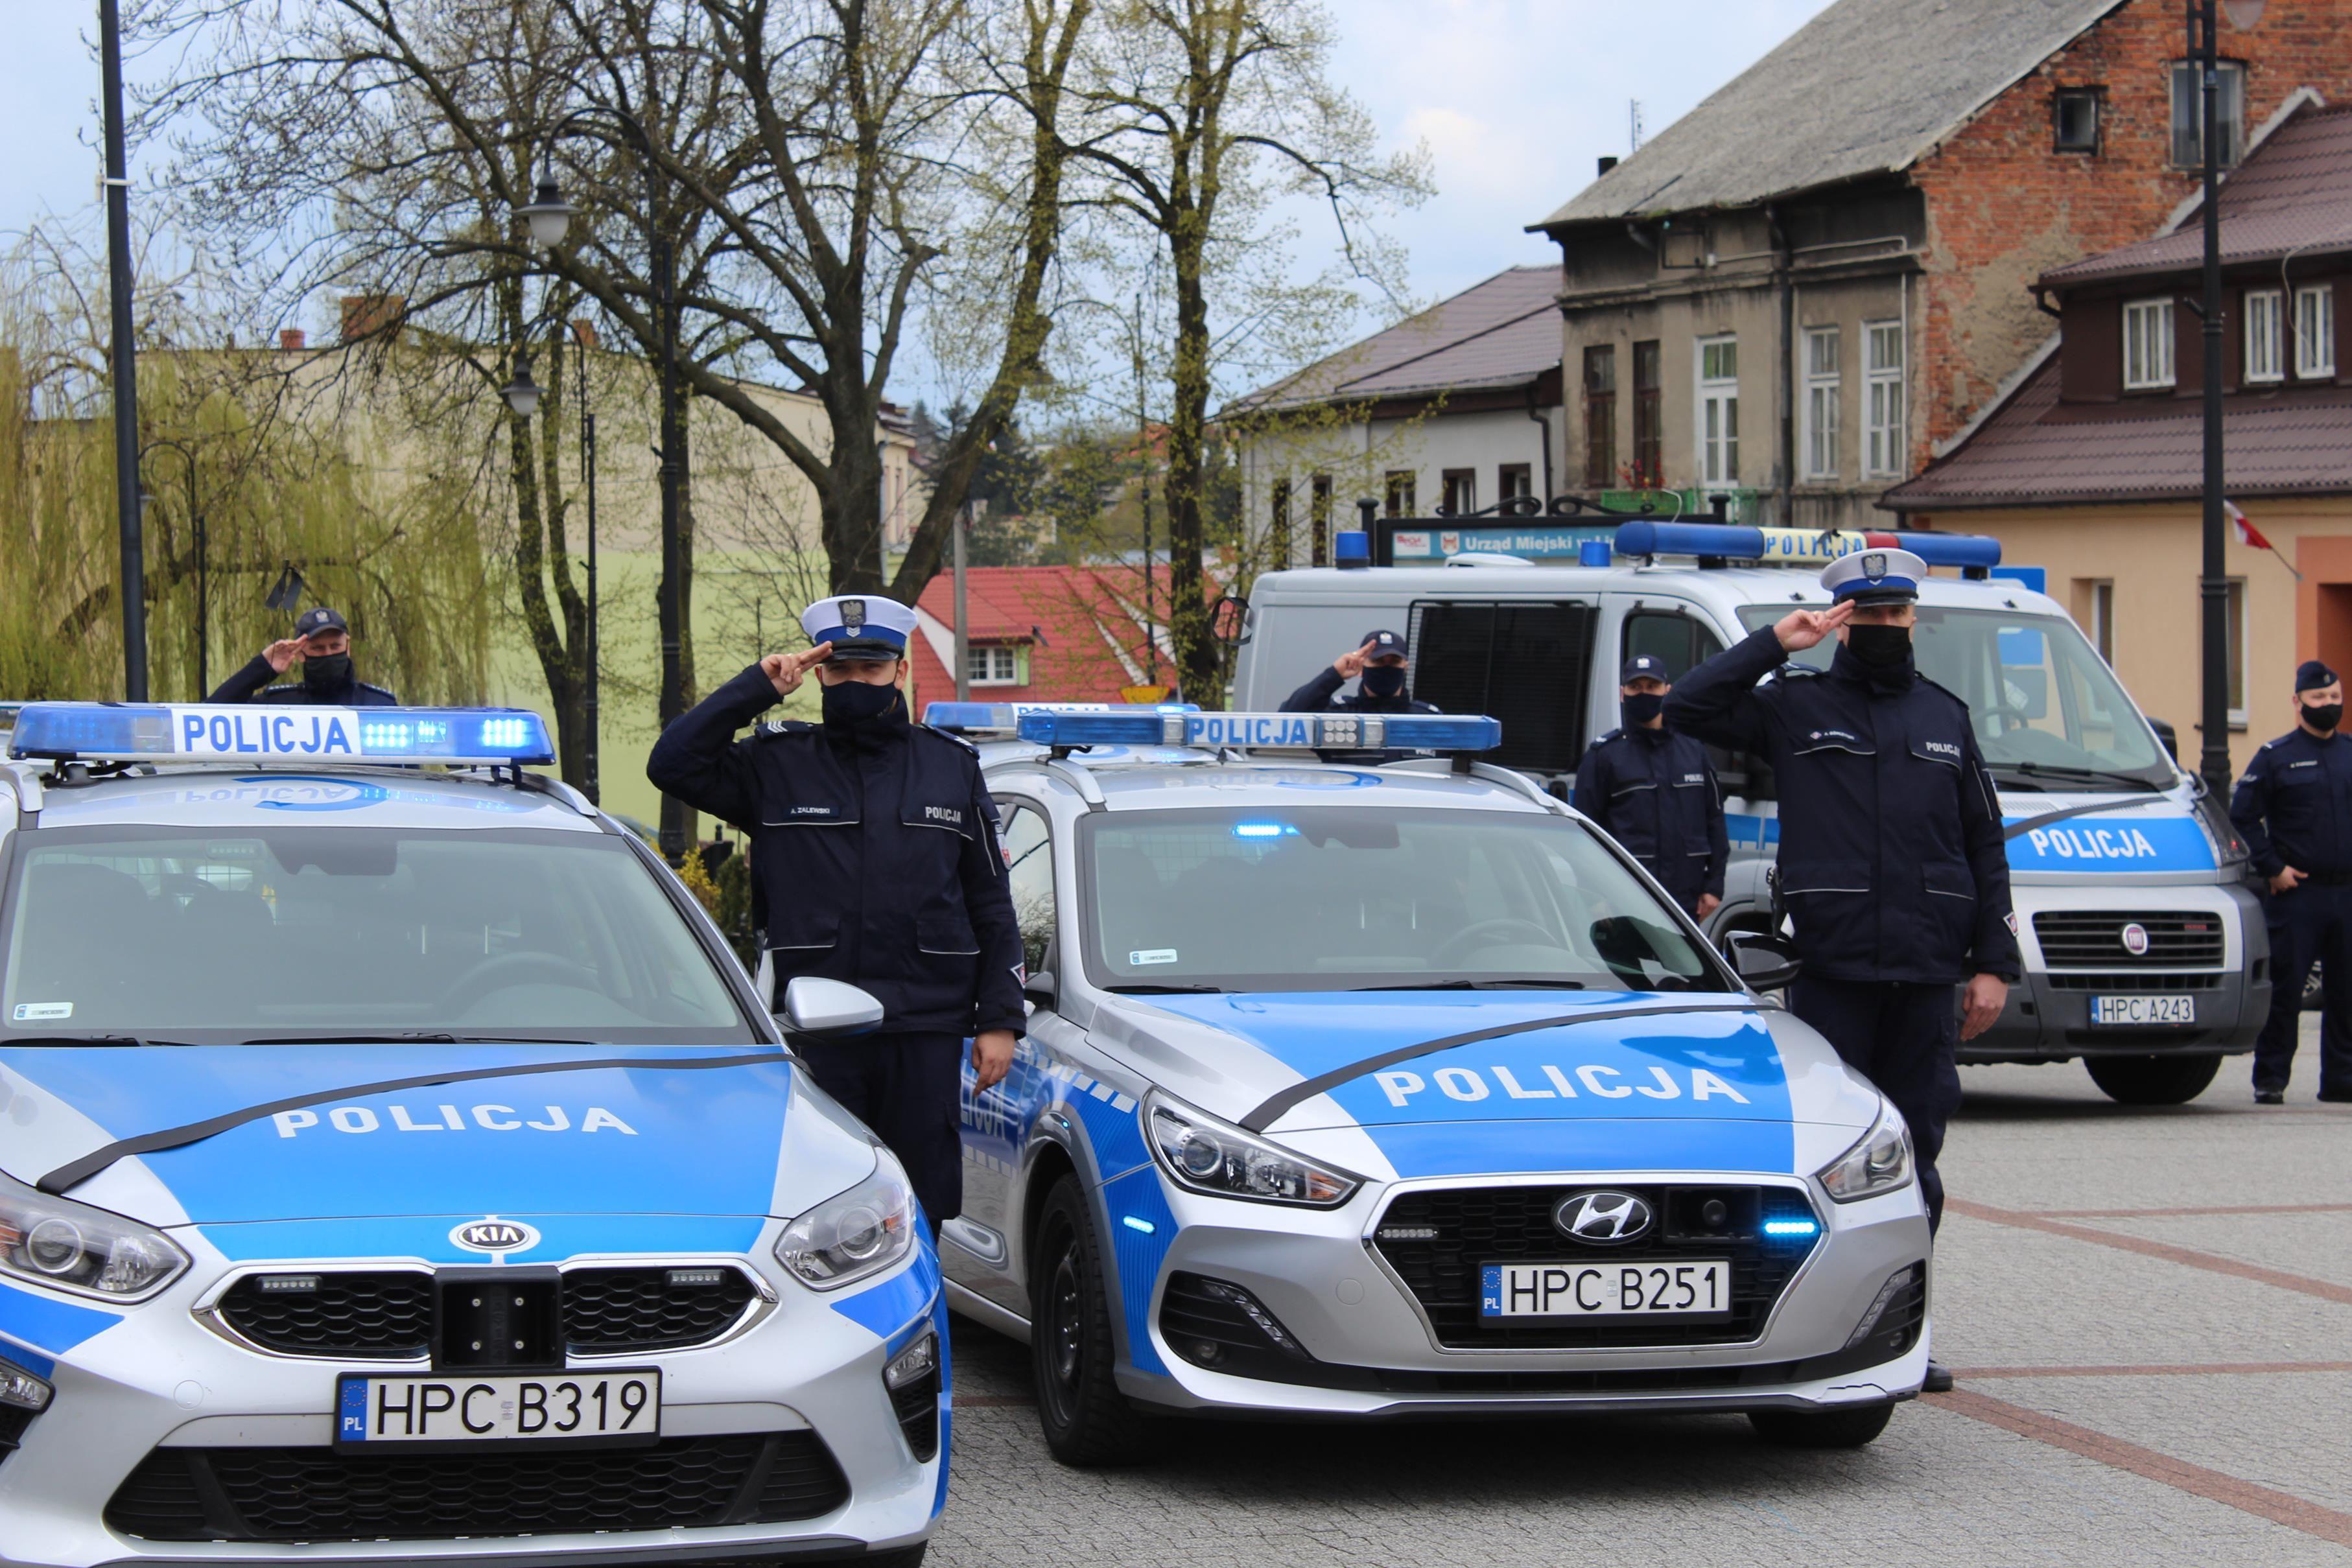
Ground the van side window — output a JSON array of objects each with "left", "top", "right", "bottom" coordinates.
[
  {"left": 1620, "top": 611, "right": 1723, "bottom": 680},
  {"left": 1407, "top": 600, "right": 1596, "bottom": 775},
  {"left": 994, "top": 801, "right": 1055, "bottom": 981}
]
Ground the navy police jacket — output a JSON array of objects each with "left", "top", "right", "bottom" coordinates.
[
  {"left": 647, "top": 664, "right": 1027, "bottom": 1038},
  {"left": 2229, "top": 725, "right": 2352, "bottom": 880},
  {"left": 207, "top": 655, "right": 399, "bottom": 706},
  {"left": 1665, "top": 627, "right": 2021, "bottom": 985},
  {"left": 1570, "top": 727, "right": 1729, "bottom": 913}
]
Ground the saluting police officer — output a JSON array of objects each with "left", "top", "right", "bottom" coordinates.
[
  {"left": 646, "top": 595, "right": 1024, "bottom": 1229},
  {"left": 208, "top": 607, "right": 399, "bottom": 706},
  {"left": 1668, "top": 548, "right": 2019, "bottom": 1396},
  {"left": 1571, "top": 653, "right": 1729, "bottom": 922},
  {"left": 2229, "top": 659, "right": 2352, "bottom": 1105},
  {"left": 1282, "top": 628, "right": 1440, "bottom": 716}
]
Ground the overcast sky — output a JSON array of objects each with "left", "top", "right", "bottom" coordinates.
[{"left": 1, "top": 1, "right": 1838, "bottom": 360}]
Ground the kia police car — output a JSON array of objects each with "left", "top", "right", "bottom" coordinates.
[
  {"left": 926, "top": 704, "right": 1927, "bottom": 1464},
  {"left": 0, "top": 703, "right": 945, "bottom": 1568}
]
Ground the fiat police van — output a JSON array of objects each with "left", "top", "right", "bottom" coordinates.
[{"left": 1229, "top": 517, "right": 2268, "bottom": 1106}]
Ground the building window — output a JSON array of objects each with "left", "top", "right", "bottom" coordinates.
[
  {"left": 1863, "top": 321, "right": 1905, "bottom": 478},
  {"left": 1269, "top": 479, "right": 1292, "bottom": 568},
  {"left": 2123, "top": 298, "right": 2176, "bottom": 390},
  {"left": 2084, "top": 579, "right": 2115, "bottom": 664},
  {"left": 2054, "top": 86, "right": 2102, "bottom": 153},
  {"left": 1582, "top": 344, "right": 1617, "bottom": 489},
  {"left": 1498, "top": 463, "right": 1532, "bottom": 503},
  {"left": 967, "top": 644, "right": 1022, "bottom": 686},
  {"left": 2226, "top": 577, "right": 2248, "bottom": 723},
  {"left": 1630, "top": 340, "right": 1662, "bottom": 487},
  {"left": 2244, "top": 288, "right": 2284, "bottom": 383},
  {"left": 1384, "top": 470, "right": 1417, "bottom": 518},
  {"left": 2170, "top": 59, "right": 2245, "bottom": 169},
  {"left": 1802, "top": 326, "right": 1840, "bottom": 480},
  {"left": 2296, "top": 285, "right": 2335, "bottom": 379},
  {"left": 1310, "top": 474, "right": 1332, "bottom": 566},
  {"left": 1696, "top": 336, "right": 1738, "bottom": 486},
  {"left": 1441, "top": 469, "right": 1477, "bottom": 515}
]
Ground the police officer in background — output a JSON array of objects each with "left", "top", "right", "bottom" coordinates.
[
  {"left": 2229, "top": 659, "right": 2352, "bottom": 1105},
  {"left": 207, "top": 607, "right": 399, "bottom": 706},
  {"left": 1572, "top": 653, "right": 1728, "bottom": 921},
  {"left": 1668, "top": 548, "right": 2019, "bottom": 1395},
  {"left": 647, "top": 594, "right": 1024, "bottom": 1229},
  {"left": 1282, "top": 628, "right": 1440, "bottom": 716}
]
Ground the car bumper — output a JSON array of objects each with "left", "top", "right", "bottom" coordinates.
[
  {"left": 1106, "top": 1167, "right": 1929, "bottom": 1419},
  {"left": 0, "top": 1243, "right": 945, "bottom": 1568}
]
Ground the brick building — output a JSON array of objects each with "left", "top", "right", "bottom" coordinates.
[{"left": 1529, "top": 0, "right": 2352, "bottom": 532}]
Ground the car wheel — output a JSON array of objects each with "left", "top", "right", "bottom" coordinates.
[
  {"left": 1748, "top": 1402, "right": 1895, "bottom": 1448},
  {"left": 1029, "top": 1177, "right": 1159, "bottom": 1466},
  {"left": 2083, "top": 1052, "right": 2222, "bottom": 1105}
]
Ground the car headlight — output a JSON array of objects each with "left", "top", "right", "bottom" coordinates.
[
  {"left": 1816, "top": 1106, "right": 1913, "bottom": 1203},
  {"left": 1144, "top": 1091, "right": 1360, "bottom": 1207},
  {"left": 774, "top": 1153, "right": 919, "bottom": 1290},
  {"left": 0, "top": 1169, "right": 188, "bottom": 1302}
]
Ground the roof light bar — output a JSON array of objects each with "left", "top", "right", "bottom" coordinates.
[
  {"left": 1612, "top": 521, "right": 2001, "bottom": 570},
  {"left": 7, "top": 703, "right": 556, "bottom": 766},
  {"left": 1017, "top": 709, "right": 1502, "bottom": 754}
]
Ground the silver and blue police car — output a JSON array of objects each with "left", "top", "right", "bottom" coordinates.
[
  {"left": 0, "top": 703, "right": 944, "bottom": 1568},
  {"left": 929, "top": 705, "right": 1929, "bottom": 1462}
]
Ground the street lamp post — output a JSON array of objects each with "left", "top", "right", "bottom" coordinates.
[
  {"left": 138, "top": 438, "right": 206, "bottom": 696},
  {"left": 501, "top": 323, "right": 602, "bottom": 806},
  {"left": 99, "top": 0, "right": 147, "bottom": 700}
]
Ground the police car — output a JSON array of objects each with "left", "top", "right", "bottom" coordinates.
[
  {"left": 927, "top": 704, "right": 1928, "bottom": 1462},
  {"left": 0, "top": 704, "right": 945, "bottom": 1568}
]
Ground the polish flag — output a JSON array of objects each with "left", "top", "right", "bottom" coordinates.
[{"left": 2227, "top": 501, "right": 2274, "bottom": 552}]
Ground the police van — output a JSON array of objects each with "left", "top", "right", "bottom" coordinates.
[
  {"left": 0, "top": 703, "right": 945, "bottom": 1568},
  {"left": 1229, "top": 519, "right": 2268, "bottom": 1106}
]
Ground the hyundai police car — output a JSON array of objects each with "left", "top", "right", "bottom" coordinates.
[
  {"left": 0, "top": 704, "right": 945, "bottom": 1568},
  {"left": 928, "top": 704, "right": 1929, "bottom": 1463}
]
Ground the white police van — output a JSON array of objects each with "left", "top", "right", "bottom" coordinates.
[
  {"left": 0, "top": 703, "right": 945, "bottom": 1568},
  {"left": 928, "top": 703, "right": 1931, "bottom": 1462},
  {"left": 1229, "top": 519, "right": 2268, "bottom": 1106}
]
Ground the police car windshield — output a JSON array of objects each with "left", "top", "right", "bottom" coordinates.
[
  {"left": 1080, "top": 806, "right": 1725, "bottom": 994},
  {"left": 0, "top": 826, "right": 755, "bottom": 1044},
  {"left": 1735, "top": 603, "right": 2172, "bottom": 786}
]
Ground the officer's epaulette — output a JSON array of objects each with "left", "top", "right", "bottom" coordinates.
[
  {"left": 753, "top": 718, "right": 817, "bottom": 740},
  {"left": 1593, "top": 727, "right": 1627, "bottom": 745},
  {"left": 1767, "top": 660, "right": 1821, "bottom": 682},
  {"left": 357, "top": 682, "right": 397, "bottom": 701},
  {"left": 917, "top": 723, "right": 980, "bottom": 755}
]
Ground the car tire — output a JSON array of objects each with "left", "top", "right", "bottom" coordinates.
[
  {"left": 1748, "top": 1402, "right": 1895, "bottom": 1449},
  {"left": 2084, "top": 1052, "right": 2223, "bottom": 1105},
  {"left": 1029, "top": 1176, "right": 1160, "bottom": 1466}
]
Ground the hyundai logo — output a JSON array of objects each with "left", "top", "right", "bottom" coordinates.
[
  {"left": 451, "top": 1218, "right": 539, "bottom": 1254},
  {"left": 2120, "top": 922, "right": 2151, "bottom": 957},
  {"left": 1553, "top": 1190, "right": 1653, "bottom": 1245}
]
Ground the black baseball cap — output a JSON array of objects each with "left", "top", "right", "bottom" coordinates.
[
  {"left": 1359, "top": 628, "right": 1407, "bottom": 659},
  {"left": 1619, "top": 653, "right": 1671, "bottom": 685},
  {"left": 294, "top": 607, "right": 349, "bottom": 638},
  {"left": 2296, "top": 659, "right": 2340, "bottom": 693}
]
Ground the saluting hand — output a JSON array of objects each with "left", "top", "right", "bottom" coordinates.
[
  {"left": 1332, "top": 640, "right": 1380, "bottom": 679},
  {"left": 760, "top": 642, "right": 834, "bottom": 697},
  {"left": 263, "top": 636, "right": 310, "bottom": 674},
  {"left": 1774, "top": 602, "right": 1854, "bottom": 653}
]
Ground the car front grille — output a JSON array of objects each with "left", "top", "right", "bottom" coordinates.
[
  {"left": 2041, "top": 970, "right": 2225, "bottom": 992},
  {"left": 2034, "top": 911, "right": 2224, "bottom": 968},
  {"left": 1371, "top": 1184, "right": 1820, "bottom": 1350},
  {"left": 213, "top": 1265, "right": 760, "bottom": 1360},
  {"left": 104, "top": 1432, "right": 847, "bottom": 1542}
]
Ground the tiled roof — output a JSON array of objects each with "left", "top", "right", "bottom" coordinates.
[
  {"left": 1880, "top": 355, "right": 2352, "bottom": 509},
  {"left": 908, "top": 565, "right": 1220, "bottom": 702},
  {"left": 1225, "top": 267, "right": 1559, "bottom": 414},
  {"left": 1535, "top": 0, "right": 2123, "bottom": 228},
  {"left": 2041, "top": 106, "right": 2352, "bottom": 285}
]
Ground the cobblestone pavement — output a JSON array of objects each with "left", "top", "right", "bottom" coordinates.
[{"left": 932, "top": 1023, "right": 2352, "bottom": 1566}]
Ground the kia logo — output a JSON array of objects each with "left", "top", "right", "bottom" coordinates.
[
  {"left": 2121, "top": 922, "right": 2151, "bottom": 957},
  {"left": 451, "top": 1218, "right": 540, "bottom": 1254},
  {"left": 1553, "top": 1190, "right": 1653, "bottom": 1244}
]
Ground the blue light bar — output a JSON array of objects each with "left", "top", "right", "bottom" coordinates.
[
  {"left": 8, "top": 703, "right": 556, "bottom": 766},
  {"left": 1761, "top": 1218, "right": 1820, "bottom": 1237},
  {"left": 1011, "top": 709, "right": 1503, "bottom": 754},
  {"left": 1612, "top": 521, "right": 2001, "bottom": 570}
]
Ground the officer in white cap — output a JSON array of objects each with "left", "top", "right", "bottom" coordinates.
[
  {"left": 647, "top": 594, "right": 1024, "bottom": 1232},
  {"left": 1667, "top": 546, "right": 2019, "bottom": 1396}
]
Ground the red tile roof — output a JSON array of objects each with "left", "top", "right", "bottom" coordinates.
[{"left": 908, "top": 565, "right": 1217, "bottom": 705}]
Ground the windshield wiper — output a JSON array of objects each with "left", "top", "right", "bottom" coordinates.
[
  {"left": 0, "top": 1035, "right": 194, "bottom": 1047},
  {"left": 1350, "top": 979, "right": 1590, "bottom": 991},
  {"left": 1989, "top": 760, "right": 2161, "bottom": 790},
  {"left": 233, "top": 1033, "right": 600, "bottom": 1046},
  {"left": 1104, "top": 983, "right": 1228, "bottom": 994}
]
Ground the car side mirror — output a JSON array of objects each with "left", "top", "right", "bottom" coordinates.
[
  {"left": 1024, "top": 970, "right": 1058, "bottom": 1009},
  {"left": 2148, "top": 716, "right": 2180, "bottom": 764},
  {"left": 779, "top": 977, "right": 886, "bottom": 1037},
  {"left": 1722, "top": 930, "right": 1802, "bottom": 992}
]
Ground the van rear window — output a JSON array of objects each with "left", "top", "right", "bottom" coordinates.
[{"left": 1407, "top": 601, "right": 1595, "bottom": 775}]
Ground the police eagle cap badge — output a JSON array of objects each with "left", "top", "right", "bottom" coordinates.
[
  {"left": 1863, "top": 552, "right": 1887, "bottom": 581},
  {"left": 841, "top": 598, "right": 867, "bottom": 631}
]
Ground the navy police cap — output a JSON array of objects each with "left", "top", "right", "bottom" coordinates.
[
  {"left": 1619, "top": 653, "right": 1669, "bottom": 685},
  {"left": 294, "top": 606, "right": 349, "bottom": 638},
  {"left": 801, "top": 594, "right": 915, "bottom": 661},
  {"left": 1359, "top": 627, "right": 1407, "bottom": 658},
  {"left": 1820, "top": 547, "right": 1927, "bottom": 605},
  {"left": 2296, "top": 659, "right": 2340, "bottom": 693}
]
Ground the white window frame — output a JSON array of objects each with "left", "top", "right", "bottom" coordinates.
[
  {"left": 2226, "top": 577, "right": 2248, "bottom": 725},
  {"left": 2243, "top": 288, "right": 2284, "bottom": 384},
  {"left": 1863, "top": 320, "right": 1905, "bottom": 478},
  {"left": 2123, "top": 298, "right": 2176, "bottom": 391},
  {"left": 2296, "top": 284, "right": 2336, "bottom": 379},
  {"left": 1802, "top": 326, "right": 1840, "bottom": 480},
  {"left": 967, "top": 644, "right": 1023, "bottom": 686},
  {"left": 1695, "top": 335, "right": 1739, "bottom": 486},
  {"left": 2086, "top": 579, "right": 2115, "bottom": 666}
]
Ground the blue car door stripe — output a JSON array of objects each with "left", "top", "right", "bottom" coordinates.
[
  {"left": 39, "top": 1049, "right": 790, "bottom": 1195},
  {"left": 1238, "top": 1001, "right": 1758, "bottom": 1132}
]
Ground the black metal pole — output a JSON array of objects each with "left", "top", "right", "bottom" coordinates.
[
  {"left": 191, "top": 455, "right": 206, "bottom": 696},
  {"left": 651, "top": 170, "right": 688, "bottom": 864},
  {"left": 99, "top": 0, "right": 147, "bottom": 700},
  {"left": 2196, "top": 0, "right": 2233, "bottom": 798},
  {"left": 579, "top": 323, "right": 600, "bottom": 805}
]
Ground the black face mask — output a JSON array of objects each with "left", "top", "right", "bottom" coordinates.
[
  {"left": 1845, "top": 623, "right": 1912, "bottom": 672},
  {"left": 1359, "top": 664, "right": 1408, "bottom": 699},
  {"left": 2303, "top": 700, "right": 2344, "bottom": 734},
  {"left": 821, "top": 677, "right": 904, "bottom": 728},
  {"left": 1621, "top": 692, "right": 1666, "bottom": 727},
  {"left": 301, "top": 653, "right": 353, "bottom": 692}
]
